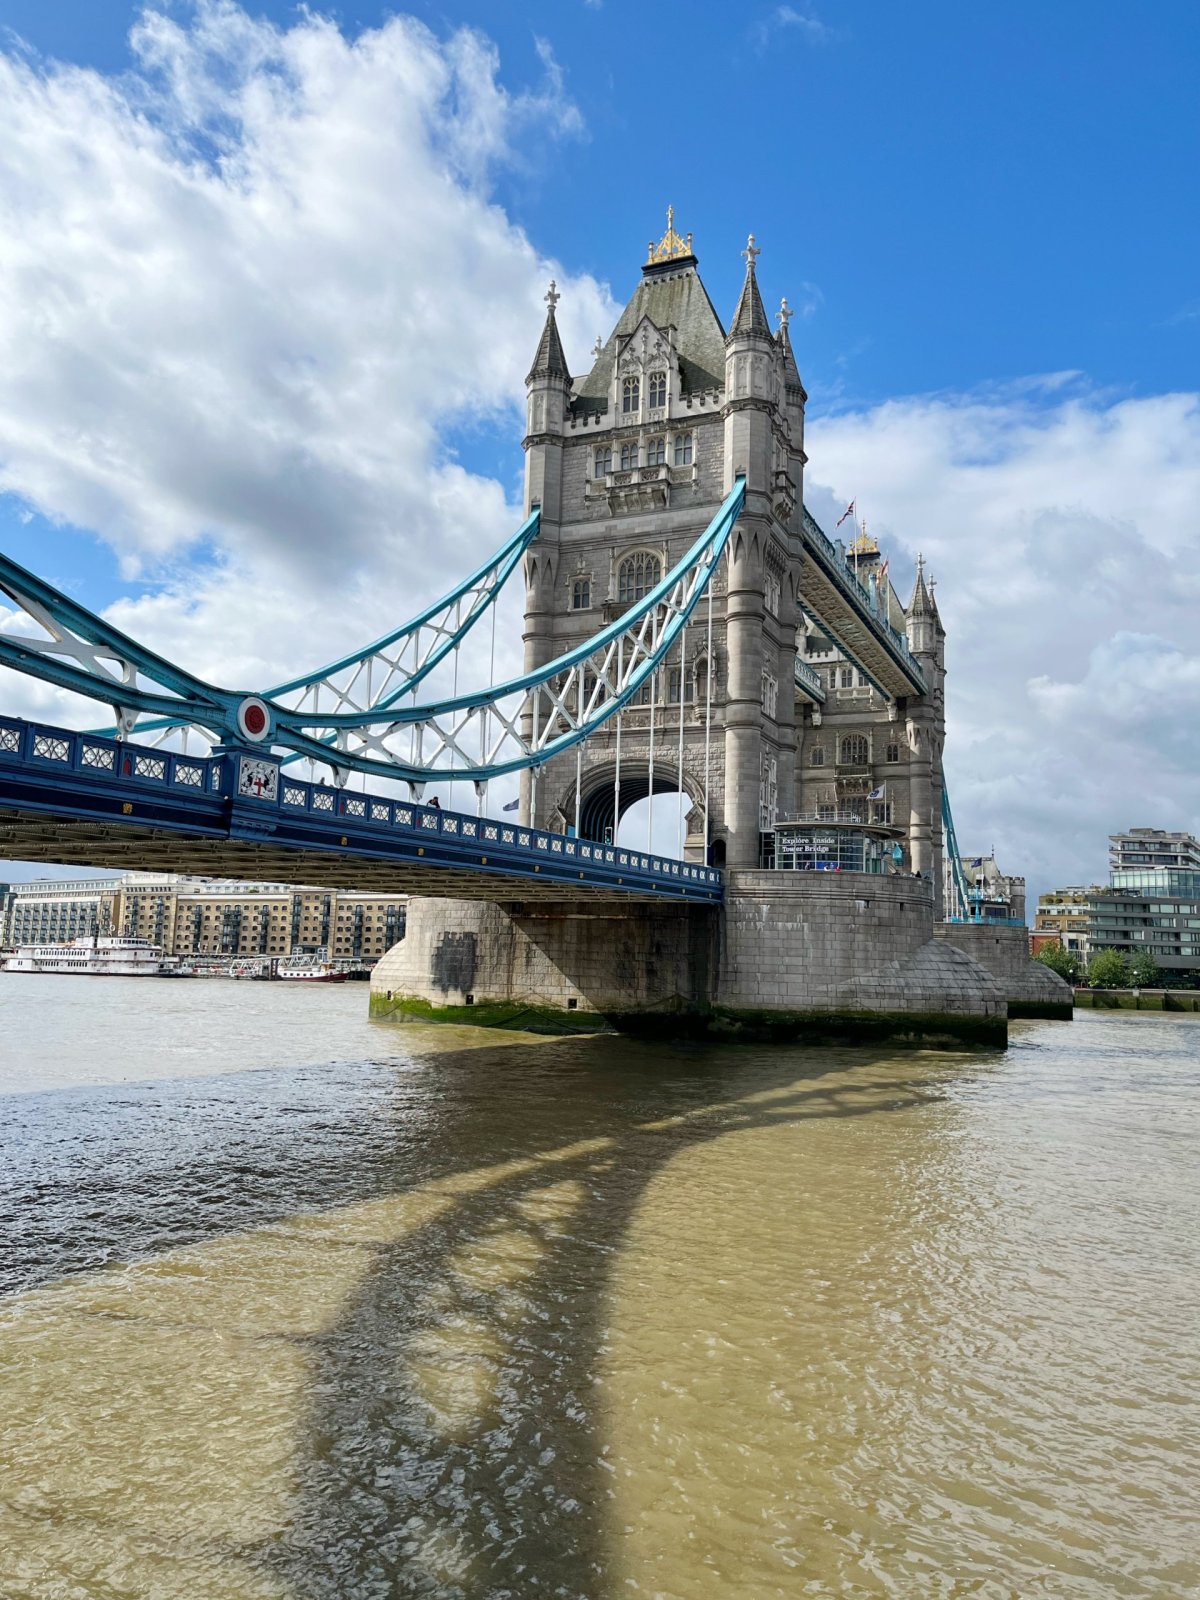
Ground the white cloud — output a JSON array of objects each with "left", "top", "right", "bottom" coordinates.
[
  {"left": 0, "top": 0, "right": 611, "bottom": 715},
  {"left": 808, "top": 381, "right": 1200, "bottom": 901}
]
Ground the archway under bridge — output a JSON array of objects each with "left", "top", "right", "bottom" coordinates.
[{"left": 555, "top": 762, "right": 708, "bottom": 858}]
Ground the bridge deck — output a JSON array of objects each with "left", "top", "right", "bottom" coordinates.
[
  {"left": 800, "top": 508, "right": 926, "bottom": 699},
  {"left": 0, "top": 719, "right": 722, "bottom": 905}
]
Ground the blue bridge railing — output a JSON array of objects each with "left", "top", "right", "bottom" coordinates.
[{"left": 0, "top": 717, "right": 723, "bottom": 901}]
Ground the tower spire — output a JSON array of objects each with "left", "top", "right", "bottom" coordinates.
[
  {"left": 730, "top": 233, "right": 771, "bottom": 337},
  {"left": 525, "top": 279, "right": 570, "bottom": 385}
]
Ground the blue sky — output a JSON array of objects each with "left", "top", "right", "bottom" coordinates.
[{"left": 0, "top": 0, "right": 1197, "bottom": 899}]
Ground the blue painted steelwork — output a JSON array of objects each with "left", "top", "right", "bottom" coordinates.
[
  {"left": 0, "top": 482, "right": 746, "bottom": 785},
  {"left": 941, "top": 768, "right": 975, "bottom": 922},
  {"left": 793, "top": 655, "right": 827, "bottom": 703},
  {"left": 104, "top": 507, "right": 543, "bottom": 742},
  {"left": 0, "top": 716, "right": 723, "bottom": 902}
]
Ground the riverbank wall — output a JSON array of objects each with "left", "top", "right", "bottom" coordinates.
[{"left": 1075, "top": 988, "right": 1200, "bottom": 1011}]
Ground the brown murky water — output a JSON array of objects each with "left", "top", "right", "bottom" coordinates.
[{"left": 1, "top": 979, "right": 1197, "bottom": 1597}]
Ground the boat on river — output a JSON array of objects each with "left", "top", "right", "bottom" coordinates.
[
  {"left": 277, "top": 953, "right": 347, "bottom": 983},
  {"left": 2, "top": 935, "right": 174, "bottom": 977}
]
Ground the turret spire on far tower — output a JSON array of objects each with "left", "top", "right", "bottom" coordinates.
[
  {"left": 730, "top": 234, "right": 772, "bottom": 338},
  {"left": 526, "top": 279, "right": 570, "bottom": 385}
]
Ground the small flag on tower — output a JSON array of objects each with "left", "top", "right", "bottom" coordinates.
[
  {"left": 868, "top": 785, "right": 885, "bottom": 800},
  {"left": 502, "top": 798, "right": 520, "bottom": 812},
  {"left": 836, "top": 500, "right": 856, "bottom": 527}
]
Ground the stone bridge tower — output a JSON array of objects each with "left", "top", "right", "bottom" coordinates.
[{"left": 522, "top": 215, "right": 809, "bottom": 868}]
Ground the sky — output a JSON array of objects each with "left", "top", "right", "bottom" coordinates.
[{"left": 0, "top": 0, "right": 1197, "bottom": 907}]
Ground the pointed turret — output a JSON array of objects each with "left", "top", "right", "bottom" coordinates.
[
  {"left": 909, "top": 553, "right": 934, "bottom": 616},
  {"left": 776, "top": 297, "right": 805, "bottom": 391},
  {"left": 729, "top": 235, "right": 772, "bottom": 337},
  {"left": 526, "top": 279, "right": 570, "bottom": 384}
]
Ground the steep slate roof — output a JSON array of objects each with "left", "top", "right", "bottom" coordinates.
[
  {"left": 526, "top": 302, "right": 570, "bottom": 384},
  {"left": 909, "top": 557, "right": 936, "bottom": 617},
  {"left": 573, "top": 259, "right": 728, "bottom": 415},
  {"left": 729, "top": 254, "right": 772, "bottom": 338}
]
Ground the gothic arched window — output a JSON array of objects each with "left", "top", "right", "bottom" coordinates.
[
  {"left": 572, "top": 577, "right": 591, "bottom": 611},
  {"left": 885, "top": 742, "right": 900, "bottom": 764},
  {"left": 646, "top": 436, "right": 666, "bottom": 466},
  {"left": 809, "top": 746, "right": 825, "bottom": 766},
  {"left": 594, "top": 445, "right": 612, "bottom": 477},
  {"left": 618, "top": 551, "right": 662, "bottom": 605},
  {"left": 622, "top": 375, "right": 640, "bottom": 414},
  {"left": 674, "top": 432, "right": 694, "bottom": 466},
  {"left": 840, "top": 734, "right": 869, "bottom": 765},
  {"left": 619, "top": 441, "right": 638, "bottom": 471},
  {"left": 648, "top": 371, "right": 667, "bottom": 409}
]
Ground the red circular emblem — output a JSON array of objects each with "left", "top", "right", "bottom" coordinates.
[
  {"left": 243, "top": 702, "right": 267, "bottom": 736},
  {"left": 237, "top": 697, "right": 271, "bottom": 741}
]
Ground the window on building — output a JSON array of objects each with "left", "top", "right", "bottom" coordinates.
[
  {"left": 648, "top": 371, "right": 667, "bottom": 409},
  {"left": 667, "top": 666, "right": 691, "bottom": 704},
  {"left": 618, "top": 551, "right": 662, "bottom": 604},
  {"left": 809, "top": 746, "right": 825, "bottom": 766},
  {"left": 858, "top": 671, "right": 871, "bottom": 688},
  {"left": 619, "top": 440, "right": 639, "bottom": 471},
  {"left": 694, "top": 657, "right": 711, "bottom": 704},
  {"left": 646, "top": 436, "right": 666, "bottom": 467},
  {"left": 761, "top": 671, "right": 778, "bottom": 719},
  {"left": 765, "top": 572, "right": 781, "bottom": 615},
  {"left": 840, "top": 734, "right": 869, "bottom": 765},
  {"left": 885, "top": 742, "right": 900, "bottom": 764},
  {"left": 674, "top": 432, "right": 694, "bottom": 467},
  {"left": 571, "top": 577, "right": 591, "bottom": 611},
  {"left": 622, "top": 375, "right": 640, "bottom": 413},
  {"left": 839, "top": 667, "right": 854, "bottom": 689},
  {"left": 759, "top": 754, "right": 778, "bottom": 831},
  {"left": 594, "top": 445, "right": 612, "bottom": 477}
]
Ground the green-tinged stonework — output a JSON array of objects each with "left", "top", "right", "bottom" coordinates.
[
  {"left": 371, "top": 990, "right": 1005, "bottom": 1049},
  {"left": 1075, "top": 989, "right": 1200, "bottom": 1012}
]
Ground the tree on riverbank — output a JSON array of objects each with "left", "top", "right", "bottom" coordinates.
[
  {"left": 1087, "top": 947, "right": 1130, "bottom": 988},
  {"left": 1033, "top": 939, "right": 1082, "bottom": 982}
]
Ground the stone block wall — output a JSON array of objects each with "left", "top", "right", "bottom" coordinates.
[
  {"left": 934, "top": 922, "right": 1073, "bottom": 1017},
  {"left": 718, "top": 869, "right": 936, "bottom": 1011},
  {"left": 371, "top": 896, "right": 717, "bottom": 1026}
]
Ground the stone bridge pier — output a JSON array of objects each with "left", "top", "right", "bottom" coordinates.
[{"left": 369, "top": 871, "right": 1056, "bottom": 1047}]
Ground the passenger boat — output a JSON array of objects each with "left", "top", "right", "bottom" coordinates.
[
  {"left": 277, "top": 953, "right": 347, "bottom": 983},
  {"left": 2, "top": 935, "right": 174, "bottom": 977}
]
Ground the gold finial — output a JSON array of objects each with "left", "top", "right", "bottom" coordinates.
[
  {"left": 849, "top": 518, "right": 879, "bottom": 556},
  {"left": 646, "top": 206, "right": 693, "bottom": 265}
]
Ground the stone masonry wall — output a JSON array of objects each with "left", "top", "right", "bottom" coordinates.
[
  {"left": 935, "top": 922, "right": 1073, "bottom": 1012},
  {"left": 372, "top": 896, "right": 717, "bottom": 1022},
  {"left": 718, "top": 869, "right": 935, "bottom": 1010}
]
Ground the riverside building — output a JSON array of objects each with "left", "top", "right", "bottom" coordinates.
[
  {"left": 2, "top": 872, "right": 406, "bottom": 965},
  {"left": 1034, "top": 828, "right": 1200, "bottom": 977}
]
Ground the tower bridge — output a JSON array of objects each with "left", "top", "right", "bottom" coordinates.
[{"left": 0, "top": 214, "right": 1070, "bottom": 1040}]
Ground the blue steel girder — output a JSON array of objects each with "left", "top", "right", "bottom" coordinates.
[
  {"left": 0, "top": 716, "right": 723, "bottom": 903},
  {"left": 940, "top": 766, "right": 974, "bottom": 922},
  {"left": 0, "top": 482, "right": 745, "bottom": 785},
  {"left": 87, "top": 507, "right": 542, "bottom": 742},
  {"left": 800, "top": 507, "right": 926, "bottom": 700}
]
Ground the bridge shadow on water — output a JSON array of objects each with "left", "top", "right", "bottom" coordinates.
[{"left": 251, "top": 1033, "right": 960, "bottom": 1599}]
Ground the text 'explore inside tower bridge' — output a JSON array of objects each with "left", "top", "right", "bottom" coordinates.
[{"left": 0, "top": 213, "right": 1070, "bottom": 1043}]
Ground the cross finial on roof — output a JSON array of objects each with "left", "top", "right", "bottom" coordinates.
[
  {"left": 591, "top": 334, "right": 602, "bottom": 359},
  {"left": 743, "top": 234, "right": 761, "bottom": 269},
  {"left": 545, "top": 279, "right": 560, "bottom": 312},
  {"left": 777, "top": 296, "right": 792, "bottom": 332},
  {"left": 916, "top": 552, "right": 925, "bottom": 575}
]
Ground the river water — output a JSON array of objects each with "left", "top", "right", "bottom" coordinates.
[{"left": 1, "top": 977, "right": 1197, "bottom": 1599}]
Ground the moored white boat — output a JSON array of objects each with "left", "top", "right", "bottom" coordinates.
[
  {"left": 277, "top": 953, "right": 347, "bottom": 983},
  {"left": 2, "top": 935, "right": 174, "bottom": 977}
]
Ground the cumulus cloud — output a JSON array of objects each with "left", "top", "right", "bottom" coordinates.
[
  {"left": 0, "top": 0, "right": 610, "bottom": 714},
  {"left": 808, "top": 381, "right": 1200, "bottom": 899}
]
